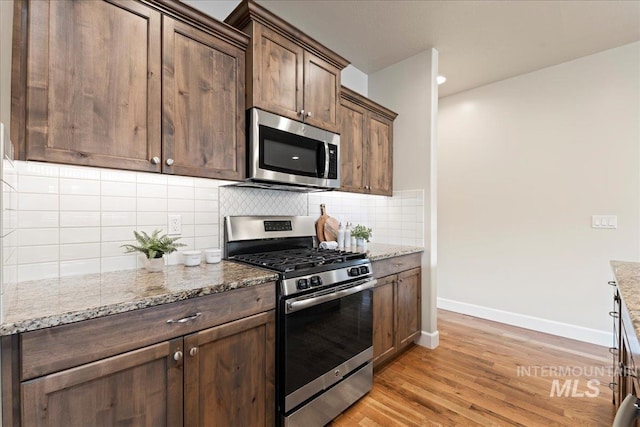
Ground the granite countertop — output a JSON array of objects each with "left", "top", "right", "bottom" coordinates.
[
  {"left": 0, "top": 261, "right": 278, "bottom": 336},
  {"left": 362, "top": 242, "right": 424, "bottom": 261},
  {"left": 611, "top": 260, "right": 640, "bottom": 341},
  {"left": 0, "top": 244, "right": 423, "bottom": 337}
]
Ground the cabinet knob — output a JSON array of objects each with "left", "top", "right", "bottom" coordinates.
[
  {"left": 166, "top": 158, "right": 174, "bottom": 166},
  {"left": 299, "top": 109, "right": 305, "bottom": 117},
  {"left": 608, "top": 280, "right": 617, "bottom": 287},
  {"left": 173, "top": 350, "right": 183, "bottom": 361},
  {"left": 189, "top": 347, "right": 198, "bottom": 357},
  {"left": 150, "top": 156, "right": 160, "bottom": 165},
  {"left": 306, "top": 111, "right": 312, "bottom": 118}
]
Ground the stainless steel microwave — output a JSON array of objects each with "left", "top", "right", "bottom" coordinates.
[{"left": 247, "top": 108, "right": 340, "bottom": 190}]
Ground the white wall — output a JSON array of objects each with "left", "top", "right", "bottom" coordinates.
[
  {"left": 438, "top": 42, "right": 640, "bottom": 345},
  {"left": 369, "top": 49, "right": 440, "bottom": 348},
  {"left": 0, "top": 0, "right": 12, "bottom": 131}
]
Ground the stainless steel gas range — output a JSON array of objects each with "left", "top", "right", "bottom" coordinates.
[{"left": 225, "top": 216, "right": 375, "bottom": 426}]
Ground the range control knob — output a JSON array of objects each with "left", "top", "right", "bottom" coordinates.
[
  {"left": 310, "top": 276, "right": 323, "bottom": 287},
  {"left": 297, "top": 279, "right": 310, "bottom": 290},
  {"left": 359, "top": 266, "right": 370, "bottom": 275},
  {"left": 349, "top": 267, "right": 360, "bottom": 277}
]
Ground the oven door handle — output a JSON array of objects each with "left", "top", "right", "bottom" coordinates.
[{"left": 285, "top": 279, "right": 376, "bottom": 314}]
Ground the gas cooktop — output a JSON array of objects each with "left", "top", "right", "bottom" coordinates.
[{"left": 230, "top": 248, "right": 367, "bottom": 273}]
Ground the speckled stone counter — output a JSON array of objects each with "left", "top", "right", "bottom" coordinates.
[
  {"left": 611, "top": 261, "right": 640, "bottom": 340},
  {"left": 361, "top": 242, "right": 424, "bottom": 261},
  {"left": 0, "top": 261, "right": 278, "bottom": 336}
]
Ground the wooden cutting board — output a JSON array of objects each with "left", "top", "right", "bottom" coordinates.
[
  {"left": 316, "top": 204, "right": 328, "bottom": 242},
  {"left": 324, "top": 216, "right": 339, "bottom": 242}
]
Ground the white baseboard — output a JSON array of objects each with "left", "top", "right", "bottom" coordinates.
[
  {"left": 416, "top": 330, "right": 439, "bottom": 349},
  {"left": 437, "top": 298, "right": 612, "bottom": 347}
]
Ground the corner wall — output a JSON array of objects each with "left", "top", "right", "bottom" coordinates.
[
  {"left": 437, "top": 42, "right": 640, "bottom": 345},
  {"left": 368, "top": 49, "right": 440, "bottom": 348}
]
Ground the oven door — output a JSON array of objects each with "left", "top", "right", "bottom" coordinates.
[{"left": 279, "top": 278, "right": 375, "bottom": 413}]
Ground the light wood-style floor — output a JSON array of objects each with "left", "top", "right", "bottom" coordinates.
[{"left": 332, "top": 310, "right": 616, "bottom": 426}]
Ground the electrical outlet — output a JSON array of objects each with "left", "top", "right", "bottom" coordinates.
[{"left": 168, "top": 214, "right": 182, "bottom": 235}]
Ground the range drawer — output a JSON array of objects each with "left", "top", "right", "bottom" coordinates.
[
  {"left": 20, "top": 282, "right": 275, "bottom": 380},
  {"left": 371, "top": 253, "right": 422, "bottom": 279}
]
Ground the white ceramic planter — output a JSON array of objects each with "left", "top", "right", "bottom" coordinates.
[
  {"left": 146, "top": 257, "right": 164, "bottom": 272},
  {"left": 356, "top": 238, "right": 367, "bottom": 250}
]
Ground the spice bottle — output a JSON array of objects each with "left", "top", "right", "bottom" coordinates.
[
  {"left": 344, "top": 223, "right": 351, "bottom": 251},
  {"left": 337, "top": 222, "right": 345, "bottom": 250}
]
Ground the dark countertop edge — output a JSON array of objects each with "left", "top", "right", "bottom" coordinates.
[{"left": 0, "top": 274, "right": 278, "bottom": 336}]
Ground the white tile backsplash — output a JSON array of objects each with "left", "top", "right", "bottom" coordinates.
[{"left": 6, "top": 161, "right": 426, "bottom": 282}]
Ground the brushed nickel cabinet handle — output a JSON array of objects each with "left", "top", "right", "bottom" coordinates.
[
  {"left": 609, "top": 281, "right": 617, "bottom": 287},
  {"left": 609, "top": 311, "right": 619, "bottom": 318},
  {"left": 189, "top": 347, "right": 198, "bottom": 357},
  {"left": 299, "top": 109, "right": 305, "bottom": 117},
  {"left": 173, "top": 350, "right": 183, "bottom": 361},
  {"left": 306, "top": 111, "right": 312, "bottom": 117},
  {"left": 150, "top": 156, "right": 160, "bottom": 165},
  {"left": 609, "top": 347, "right": 619, "bottom": 356},
  {"left": 167, "top": 312, "right": 202, "bottom": 324},
  {"left": 166, "top": 158, "right": 174, "bottom": 166}
]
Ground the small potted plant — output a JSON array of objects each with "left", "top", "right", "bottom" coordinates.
[
  {"left": 351, "top": 224, "right": 372, "bottom": 249},
  {"left": 121, "top": 229, "right": 186, "bottom": 272}
]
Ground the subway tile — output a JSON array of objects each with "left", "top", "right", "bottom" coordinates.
[
  {"left": 102, "top": 226, "right": 137, "bottom": 242},
  {"left": 19, "top": 211, "right": 59, "bottom": 228},
  {"left": 102, "top": 241, "right": 131, "bottom": 258},
  {"left": 101, "top": 212, "right": 136, "bottom": 227},
  {"left": 179, "top": 224, "right": 195, "bottom": 238},
  {"left": 195, "top": 236, "right": 219, "bottom": 249},
  {"left": 18, "top": 228, "right": 59, "bottom": 246},
  {"left": 168, "top": 185, "right": 194, "bottom": 199},
  {"left": 137, "top": 197, "right": 167, "bottom": 212},
  {"left": 60, "top": 211, "right": 101, "bottom": 227},
  {"left": 194, "top": 187, "right": 219, "bottom": 200},
  {"left": 60, "top": 243, "right": 101, "bottom": 261},
  {"left": 59, "top": 178, "right": 101, "bottom": 195},
  {"left": 60, "top": 227, "right": 100, "bottom": 244},
  {"left": 137, "top": 172, "right": 167, "bottom": 185},
  {"left": 19, "top": 193, "right": 59, "bottom": 211},
  {"left": 100, "top": 169, "right": 136, "bottom": 183},
  {"left": 18, "top": 262, "right": 59, "bottom": 282},
  {"left": 102, "top": 255, "right": 138, "bottom": 273},
  {"left": 169, "top": 212, "right": 194, "bottom": 225},
  {"left": 195, "top": 224, "right": 218, "bottom": 236},
  {"left": 101, "top": 196, "right": 136, "bottom": 212},
  {"left": 19, "top": 175, "right": 59, "bottom": 193},
  {"left": 60, "top": 259, "right": 101, "bottom": 277},
  {"left": 168, "top": 198, "right": 193, "bottom": 212},
  {"left": 137, "top": 183, "right": 166, "bottom": 198},
  {"left": 167, "top": 175, "right": 194, "bottom": 187},
  {"left": 137, "top": 212, "right": 167, "bottom": 226},
  {"left": 193, "top": 177, "right": 221, "bottom": 188},
  {"left": 60, "top": 195, "right": 100, "bottom": 211},
  {"left": 194, "top": 212, "right": 217, "bottom": 225},
  {"left": 195, "top": 199, "right": 218, "bottom": 212},
  {"left": 3, "top": 265, "right": 17, "bottom": 286},
  {"left": 58, "top": 165, "right": 101, "bottom": 180},
  {"left": 101, "top": 181, "right": 136, "bottom": 197},
  {"left": 3, "top": 246, "right": 16, "bottom": 265},
  {"left": 17, "top": 161, "right": 59, "bottom": 177}
]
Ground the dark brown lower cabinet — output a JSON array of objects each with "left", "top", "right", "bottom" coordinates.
[{"left": 371, "top": 253, "right": 422, "bottom": 368}]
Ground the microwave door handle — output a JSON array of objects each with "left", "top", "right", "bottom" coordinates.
[
  {"left": 323, "top": 141, "right": 330, "bottom": 178},
  {"left": 316, "top": 141, "right": 327, "bottom": 178}
]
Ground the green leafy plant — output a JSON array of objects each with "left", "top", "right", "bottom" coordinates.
[
  {"left": 121, "top": 229, "right": 186, "bottom": 259},
  {"left": 351, "top": 224, "right": 373, "bottom": 242}
]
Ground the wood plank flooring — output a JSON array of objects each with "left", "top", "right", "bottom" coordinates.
[{"left": 331, "top": 309, "right": 616, "bottom": 426}]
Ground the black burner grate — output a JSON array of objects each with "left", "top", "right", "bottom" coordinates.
[{"left": 232, "top": 248, "right": 366, "bottom": 272}]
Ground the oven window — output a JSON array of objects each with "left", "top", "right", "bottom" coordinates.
[
  {"left": 281, "top": 288, "right": 373, "bottom": 399},
  {"left": 259, "top": 125, "right": 323, "bottom": 177}
]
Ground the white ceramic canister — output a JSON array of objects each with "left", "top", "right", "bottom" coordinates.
[
  {"left": 183, "top": 250, "right": 202, "bottom": 267},
  {"left": 205, "top": 248, "right": 222, "bottom": 264}
]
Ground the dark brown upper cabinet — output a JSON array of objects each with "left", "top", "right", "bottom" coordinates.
[
  {"left": 340, "top": 86, "right": 397, "bottom": 196},
  {"left": 225, "top": 0, "right": 349, "bottom": 133},
  {"left": 12, "top": 0, "right": 248, "bottom": 180}
]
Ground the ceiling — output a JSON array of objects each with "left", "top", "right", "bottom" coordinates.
[{"left": 186, "top": 0, "right": 640, "bottom": 98}]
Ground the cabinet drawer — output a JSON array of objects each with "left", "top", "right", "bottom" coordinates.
[
  {"left": 20, "top": 282, "right": 275, "bottom": 380},
  {"left": 372, "top": 253, "right": 421, "bottom": 279}
]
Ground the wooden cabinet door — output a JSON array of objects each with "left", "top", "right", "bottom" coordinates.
[
  {"left": 303, "top": 51, "right": 340, "bottom": 133},
  {"left": 373, "top": 275, "right": 396, "bottom": 367},
  {"left": 25, "top": 0, "right": 162, "bottom": 172},
  {"left": 339, "top": 96, "right": 367, "bottom": 193},
  {"left": 396, "top": 268, "right": 421, "bottom": 349},
  {"left": 366, "top": 112, "right": 394, "bottom": 196},
  {"left": 252, "top": 24, "right": 304, "bottom": 123},
  {"left": 21, "top": 339, "right": 183, "bottom": 427},
  {"left": 184, "top": 311, "right": 275, "bottom": 427},
  {"left": 163, "top": 17, "right": 245, "bottom": 180}
]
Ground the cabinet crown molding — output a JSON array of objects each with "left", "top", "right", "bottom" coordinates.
[
  {"left": 341, "top": 86, "right": 398, "bottom": 121},
  {"left": 225, "top": 0, "right": 349, "bottom": 70}
]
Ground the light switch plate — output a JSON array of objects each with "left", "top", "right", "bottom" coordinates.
[{"left": 592, "top": 215, "right": 617, "bottom": 229}]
